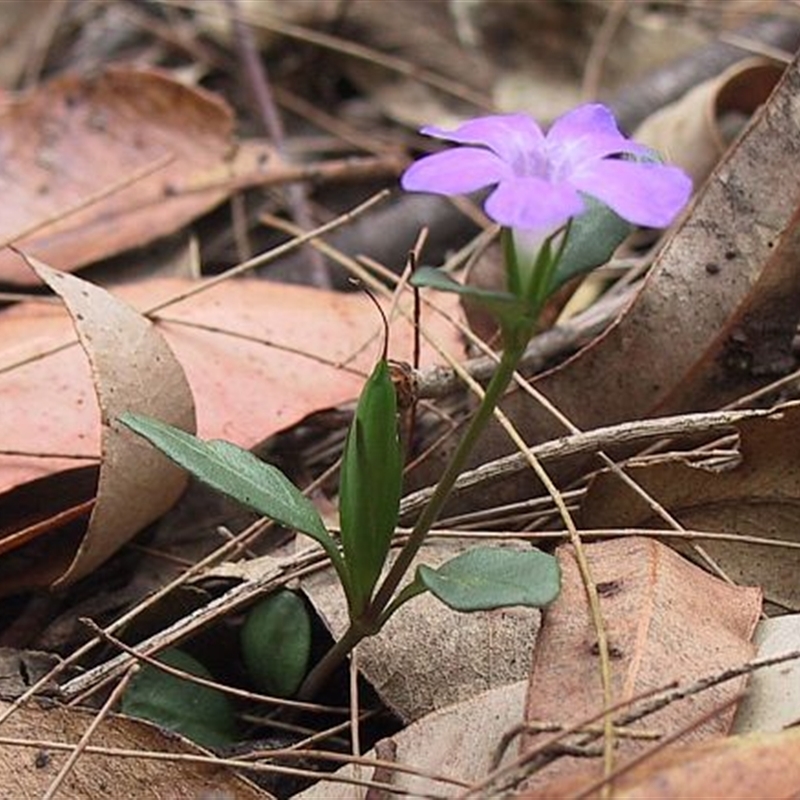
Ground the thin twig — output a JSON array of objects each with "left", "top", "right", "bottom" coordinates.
[{"left": 223, "top": 0, "right": 331, "bottom": 287}]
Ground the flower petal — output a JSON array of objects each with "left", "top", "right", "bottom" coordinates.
[
  {"left": 484, "top": 177, "right": 584, "bottom": 231},
  {"left": 400, "top": 147, "right": 511, "bottom": 195},
  {"left": 570, "top": 159, "right": 693, "bottom": 228},
  {"left": 421, "top": 114, "right": 544, "bottom": 166},
  {"left": 547, "top": 104, "right": 649, "bottom": 167}
]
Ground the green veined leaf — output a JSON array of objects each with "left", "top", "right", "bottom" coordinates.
[
  {"left": 338, "top": 359, "right": 402, "bottom": 614},
  {"left": 411, "top": 266, "right": 531, "bottom": 332},
  {"left": 120, "top": 413, "right": 346, "bottom": 581},
  {"left": 121, "top": 648, "right": 238, "bottom": 749},
  {"left": 240, "top": 590, "right": 311, "bottom": 697},
  {"left": 417, "top": 546, "right": 561, "bottom": 611}
]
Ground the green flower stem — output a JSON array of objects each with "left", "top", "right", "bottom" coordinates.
[
  {"left": 296, "top": 334, "right": 531, "bottom": 700},
  {"left": 369, "top": 338, "right": 529, "bottom": 613}
]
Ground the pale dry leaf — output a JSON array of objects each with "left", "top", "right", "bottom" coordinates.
[
  {"left": 580, "top": 402, "right": 800, "bottom": 608},
  {"left": 26, "top": 260, "right": 195, "bottom": 585},
  {"left": 0, "top": 259, "right": 194, "bottom": 592},
  {"left": 521, "top": 536, "right": 760, "bottom": 791},
  {"left": 294, "top": 680, "right": 528, "bottom": 800},
  {"left": 732, "top": 614, "right": 800, "bottom": 735}
]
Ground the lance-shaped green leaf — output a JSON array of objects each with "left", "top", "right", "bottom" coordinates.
[
  {"left": 416, "top": 546, "right": 561, "bottom": 611},
  {"left": 120, "top": 413, "right": 347, "bottom": 582},
  {"left": 411, "top": 266, "right": 531, "bottom": 333},
  {"left": 338, "top": 359, "right": 402, "bottom": 615}
]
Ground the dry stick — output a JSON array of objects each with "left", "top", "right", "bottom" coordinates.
[
  {"left": 223, "top": 0, "right": 331, "bottom": 288},
  {"left": 41, "top": 664, "right": 137, "bottom": 800},
  {"left": 581, "top": 0, "right": 630, "bottom": 100},
  {"left": 398, "top": 405, "right": 781, "bottom": 520},
  {"left": 59, "top": 550, "right": 328, "bottom": 704}
]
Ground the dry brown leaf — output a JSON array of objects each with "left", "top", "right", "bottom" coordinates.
[
  {"left": 0, "top": 67, "right": 278, "bottom": 285},
  {"left": 300, "top": 539, "right": 540, "bottom": 723},
  {"left": 0, "top": 261, "right": 194, "bottom": 594},
  {"left": 0, "top": 702, "right": 269, "bottom": 799},
  {"left": 521, "top": 537, "right": 760, "bottom": 791},
  {"left": 580, "top": 402, "right": 800, "bottom": 608},
  {"left": 477, "top": 50, "right": 800, "bottom": 467},
  {"left": 0, "top": 274, "right": 463, "bottom": 493},
  {"left": 517, "top": 727, "right": 800, "bottom": 800}
]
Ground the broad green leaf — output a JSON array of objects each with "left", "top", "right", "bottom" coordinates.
[
  {"left": 417, "top": 546, "right": 561, "bottom": 611},
  {"left": 121, "top": 648, "right": 237, "bottom": 748},
  {"left": 550, "top": 196, "right": 633, "bottom": 294},
  {"left": 119, "top": 413, "right": 345, "bottom": 577},
  {"left": 411, "top": 266, "right": 531, "bottom": 332},
  {"left": 338, "top": 360, "right": 402, "bottom": 614},
  {"left": 240, "top": 590, "right": 311, "bottom": 697}
]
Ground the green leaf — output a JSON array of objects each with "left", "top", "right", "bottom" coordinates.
[
  {"left": 417, "top": 547, "right": 561, "bottom": 611},
  {"left": 411, "top": 266, "right": 531, "bottom": 328},
  {"left": 338, "top": 359, "right": 402, "bottom": 613},
  {"left": 550, "top": 196, "right": 633, "bottom": 293},
  {"left": 121, "top": 649, "right": 237, "bottom": 749},
  {"left": 240, "top": 590, "right": 311, "bottom": 697},
  {"left": 119, "top": 413, "right": 345, "bottom": 578}
]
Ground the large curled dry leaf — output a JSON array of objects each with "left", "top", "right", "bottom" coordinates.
[
  {"left": 521, "top": 537, "right": 760, "bottom": 792},
  {"left": 0, "top": 260, "right": 194, "bottom": 593},
  {"left": 0, "top": 702, "right": 268, "bottom": 799},
  {"left": 580, "top": 402, "right": 800, "bottom": 608},
  {"left": 634, "top": 58, "right": 783, "bottom": 189},
  {"left": 0, "top": 67, "right": 278, "bottom": 285},
  {"left": 475, "top": 52, "right": 800, "bottom": 466}
]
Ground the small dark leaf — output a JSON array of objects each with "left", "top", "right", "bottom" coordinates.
[
  {"left": 240, "top": 590, "right": 311, "bottom": 697},
  {"left": 417, "top": 546, "right": 561, "bottom": 611},
  {"left": 121, "top": 649, "right": 237, "bottom": 749},
  {"left": 551, "top": 197, "right": 633, "bottom": 292}
]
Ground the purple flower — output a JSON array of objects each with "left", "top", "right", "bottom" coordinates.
[{"left": 401, "top": 104, "right": 692, "bottom": 232}]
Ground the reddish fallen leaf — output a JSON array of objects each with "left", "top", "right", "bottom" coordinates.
[
  {"left": 0, "top": 273, "right": 463, "bottom": 494},
  {"left": 521, "top": 537, "right": 760, "bottom": 791},
  {"left": 0, "top": 67, "right": 274, "bottom": 285},
  {"left": 581, "top": 402, "right": 800, "bottom": 608},
  {"left": 517, "top": 727, "right": 800, "bottom": 800}
]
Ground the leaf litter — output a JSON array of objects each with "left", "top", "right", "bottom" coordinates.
[{"left": 1, "top": 2, "right": 800, "bottom": 798}]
